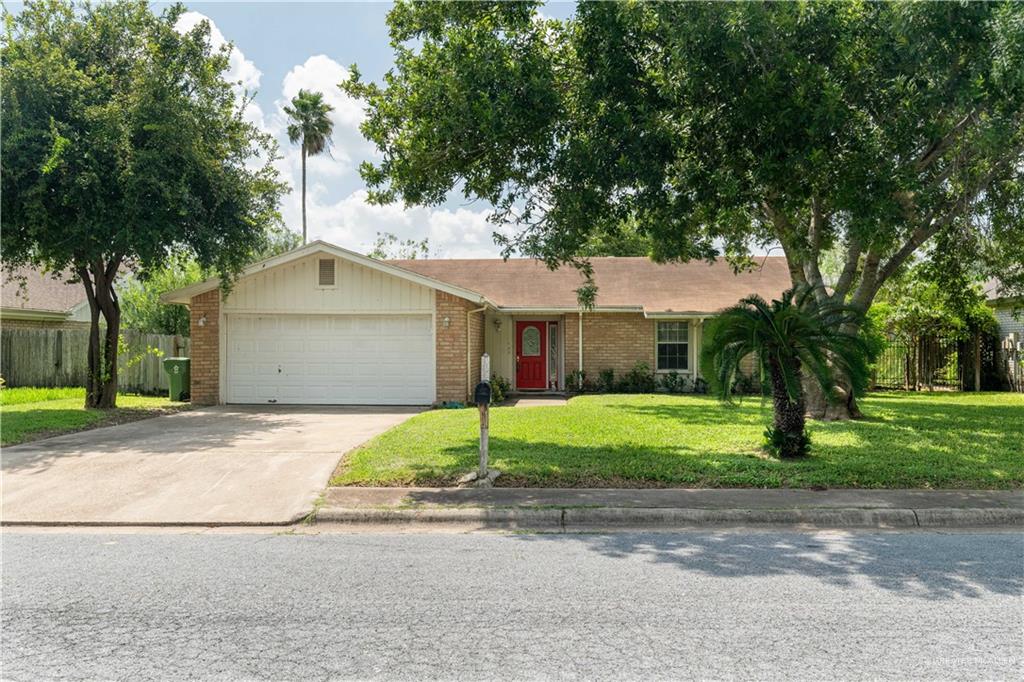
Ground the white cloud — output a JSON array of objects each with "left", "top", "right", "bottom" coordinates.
[
  {"left": 284, "top": 189, "right": 499, "bottom": 258},
  {"left": 175, "top": 11, "right": 265, "bottom": 129},
  {"left": 168, "top": 19, "right": 507, "bottom": 258},
  {"left": 270, "top": 55, "right": 376, "bottom": 182}
]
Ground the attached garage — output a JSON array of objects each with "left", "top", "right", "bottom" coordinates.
[
  {"left": 224, "top": 313, "right": 434, "bottom": 405},
  {"left": 163, "top": 242, "right": 490, "bottom": 406}
]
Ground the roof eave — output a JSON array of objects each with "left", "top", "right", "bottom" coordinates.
[
  {"left": 0, "top": 307, "right": 71, "bottom": 321},
  {"left": 159, "top": 240, "right": 492, "bottom": 307}
]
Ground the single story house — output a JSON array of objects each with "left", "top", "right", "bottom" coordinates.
[
  {"left": 0, "top": 265, "right": 92, "bottom": 330},
  {"left": 162, "top": 240, "right": 791, "bottom": 406}
]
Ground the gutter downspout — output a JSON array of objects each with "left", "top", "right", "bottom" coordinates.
[
  {"left": 467, "top": 305, "right": 487, "bottom": 400},
  {"left": 578, "top": 311, "right": 584, "bottom": 389}
]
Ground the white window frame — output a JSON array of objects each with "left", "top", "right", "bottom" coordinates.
[
  {"left": 315, "top": 257, "right": 337, "bottom": 289},
  {"left": 655, "top": 320, "right": 691, "bottom": 373}
]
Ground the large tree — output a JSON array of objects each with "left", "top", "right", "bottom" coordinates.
[
  {"left": 2, "top": 0, "right": 287, "bottom": 407},
  {"left": 344, "top": 0, "right": 1024, "bottom": 419}
]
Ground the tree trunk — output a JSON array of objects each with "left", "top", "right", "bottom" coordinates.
[
  {"left": 803, "top": 376, "right": 862, "bottom": 421},
  {"left": 77, "top": 258, "right": 122, "bottom": 409},
  {"left": 301, "top": 144, "right": 307, "bottom": 244},
  {"left": 768, "top": 357, "right": 809, "bottom": 458}
]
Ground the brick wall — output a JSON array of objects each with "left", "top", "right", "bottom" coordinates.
[
  {"left": 435, "top": 292, "right": 484, "bottom": 403},
  {"left": 189, "top": 289, "right": 220, "bottom": 405},
  {"left": 563, "top": 312, "right": 656, "bottom": 381}
]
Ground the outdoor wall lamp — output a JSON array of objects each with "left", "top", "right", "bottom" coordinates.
[
  {"left": 197, "top": 314, "right": 208, "bottom": 327},
  {"left": 442, "top": 316, "right": 450, "bottom": 328}
]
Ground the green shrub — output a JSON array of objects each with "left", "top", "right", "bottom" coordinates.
[
  {"left": 619, "top": 361, "right": 656, "bottom": 393},
  {"left": 598, "top": 368, "right": 616, "bottom": 392},
  {"left": 567, "top": 370, "right": 589, "bottom": 392},
  {"left": 490, "top": 375, "right": 511, "bottom": 404},
  {"left": 659, "top": 371, "right": 686, "bottom": 393}
]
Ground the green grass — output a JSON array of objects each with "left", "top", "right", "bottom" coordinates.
[
  {"left": 0, "top": 387, "right": 190, "bottom": 446},
  {"left": 332, "top": 391, "right": 1024, "bottom": 489}
]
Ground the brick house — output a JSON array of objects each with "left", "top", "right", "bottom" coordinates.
[{"left": 163, "top": 241, "right": 790, "bottom": 406}]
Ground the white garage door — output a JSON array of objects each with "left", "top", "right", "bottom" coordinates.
[{"left": 225, "top": 314, "right": 434, "bottom": 405}]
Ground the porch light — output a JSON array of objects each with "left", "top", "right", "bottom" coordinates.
[
  {"left": 197, "top": 314, "right": 208, "bottom": 327},
  {"left": 442, "top": 316, "right": 451, "bottom": 328}
]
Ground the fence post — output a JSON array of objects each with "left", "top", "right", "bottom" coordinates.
[{"left": 974, "top": 332, "right": 982, "bottom": 392}]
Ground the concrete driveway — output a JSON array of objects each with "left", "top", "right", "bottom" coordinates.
[{"left": 1, "top": 406, "right": 420, "bottom": 525}]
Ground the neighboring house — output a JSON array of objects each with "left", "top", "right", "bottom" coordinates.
[
  {"left": 984, "top": 279, "right": 1024, "bottom": 349},
  {"left": 0, "top": 265, "right": 91, "bottom": 330},
  {"left": 162, "top": 241, "right": 791, "bottom": 406}
]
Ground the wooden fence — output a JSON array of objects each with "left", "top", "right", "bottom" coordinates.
[{"left": 0, "top": 328, "right": 190, "bottom": 395}]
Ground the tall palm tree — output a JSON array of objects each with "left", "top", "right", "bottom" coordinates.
[
  {"left": 701, "top": 286, "right": 869, "bottom": 458},
  {"left": 284, "top": 89, "right": 334, "bottom": 244}
]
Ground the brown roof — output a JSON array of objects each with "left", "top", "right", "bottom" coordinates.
[
  {"left": 1, "top": 265, "right": 87, "bottom": 314},
  {"left": 388, "top": 256, "right": 793, "bottom": 313}
]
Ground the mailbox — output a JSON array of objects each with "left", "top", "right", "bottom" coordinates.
[{"left": 474, "top": 381, "right": 492, "bottom": 405}]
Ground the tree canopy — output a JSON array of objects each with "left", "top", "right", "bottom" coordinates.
[
  {"left": 344, "top": 0, "right": 1024, "bottom": 417},
  {"left": 2, "top": 0, "right": 287, "bottom": 406}
]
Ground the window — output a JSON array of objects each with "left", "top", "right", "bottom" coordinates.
[
  {"left": 317, "top": 258, "right": 336, "bottom": 287},
  {"left": 657, "top": 321, "right": 689, "bottom": 371},
  {"left": 522, "top": 325, "right": 541, "bottom": 356}
]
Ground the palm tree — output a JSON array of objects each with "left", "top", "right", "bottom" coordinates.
[
  {"left": 701, "top": 286, "right": 869, "bottom": 458},
  {"left": 284, "top": 89, "right": 334, "bottom": 244}
]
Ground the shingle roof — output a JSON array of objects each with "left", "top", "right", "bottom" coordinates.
[
  {"left": 388, "top": 256, "right": 793, "bottom": 313},
  {"left": 1, "top": 265, "right": 87, "bottom": 314}
]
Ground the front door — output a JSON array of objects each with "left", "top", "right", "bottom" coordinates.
[{"left": 515, "top": 321, "right": 547, "bottom": 389}]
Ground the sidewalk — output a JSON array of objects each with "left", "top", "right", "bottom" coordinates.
[{"left": 317, "top": 487, "right": 1024, "bottom": 530}]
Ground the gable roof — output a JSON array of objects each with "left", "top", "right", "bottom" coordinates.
[
  {"left": 1, "top": 265, "right": 88, "bottom": 318},
  {"left": 390, "top": 256, "right": 793, "bottom": 315},
  {"left": 160, "top": 240, "right": 491, "bottom": 305}
]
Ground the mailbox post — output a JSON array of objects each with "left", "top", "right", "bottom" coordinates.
[{"left": 474, "top": 380, "right": 491, "bottom": 479}]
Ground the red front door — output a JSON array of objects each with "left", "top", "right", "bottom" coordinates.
[{"left": 516, "top": 321, "right": 547, "bottom": 389}]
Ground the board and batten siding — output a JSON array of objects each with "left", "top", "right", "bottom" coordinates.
[{"left": 221, "top": 254, "right": 435, "bottom": 314}]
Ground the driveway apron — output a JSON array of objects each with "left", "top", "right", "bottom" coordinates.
[{"left": 1, "top": 405, "right": 420, "bottom": 525}]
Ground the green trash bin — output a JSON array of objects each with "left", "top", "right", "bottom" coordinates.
[{"left": 163, "top": 357, "right": 190, "bottom": 402}]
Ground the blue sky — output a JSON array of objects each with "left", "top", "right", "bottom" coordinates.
[{"left": 171, "top": 1, "right": 578, "bottom": 257}]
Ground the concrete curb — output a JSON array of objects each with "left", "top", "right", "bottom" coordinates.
[
  {"left": 0, "top": 512, "right": 309, "bottom": 528},
  {"left": 315, "top": 506, "right": 1024, "bottom": 530}
]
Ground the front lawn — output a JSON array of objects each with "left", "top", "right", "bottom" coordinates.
[
  {"left": 0, "top": 387, "right": 190, "bottom": 446},
  {"left": 332, "top": 392, "right": 1024, "bottom": 489}
]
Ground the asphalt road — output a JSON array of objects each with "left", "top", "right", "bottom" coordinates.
[{"left": 2, "top": 529, "right": 1021, "bottom": 681}]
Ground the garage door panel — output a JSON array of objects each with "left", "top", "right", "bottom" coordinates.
[{"left": 226, "top": 313, "right": 434, "bottom": 405}]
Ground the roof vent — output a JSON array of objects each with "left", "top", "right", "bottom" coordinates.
[{"left": 318, "top": 258, "right": 336, "bottom": 287}]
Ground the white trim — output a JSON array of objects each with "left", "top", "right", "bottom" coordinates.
[
  {"left": 467, "top": 305, "right": 487, "bottom": 399},
  {"left": 500, "top": 306, "right": 642, "bottom": 314},
  {"left": 218, "top": 299, "right": 227, "bottom": 404},
  {"left": 644, "top": 311, "right": 715, "bottom": 319},
  {"left": 577, "top": 311, "right": 583, "bottom": 389},
  {"left": 0, "top": 308, "right": 70, "bottom": 322},
  {"left": 161, "top": 240, "right": 491, "bottom": 306}
]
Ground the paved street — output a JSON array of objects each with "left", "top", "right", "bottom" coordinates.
[{"left": 2, "top": 529, "right": 1021, "bottom": 680}]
